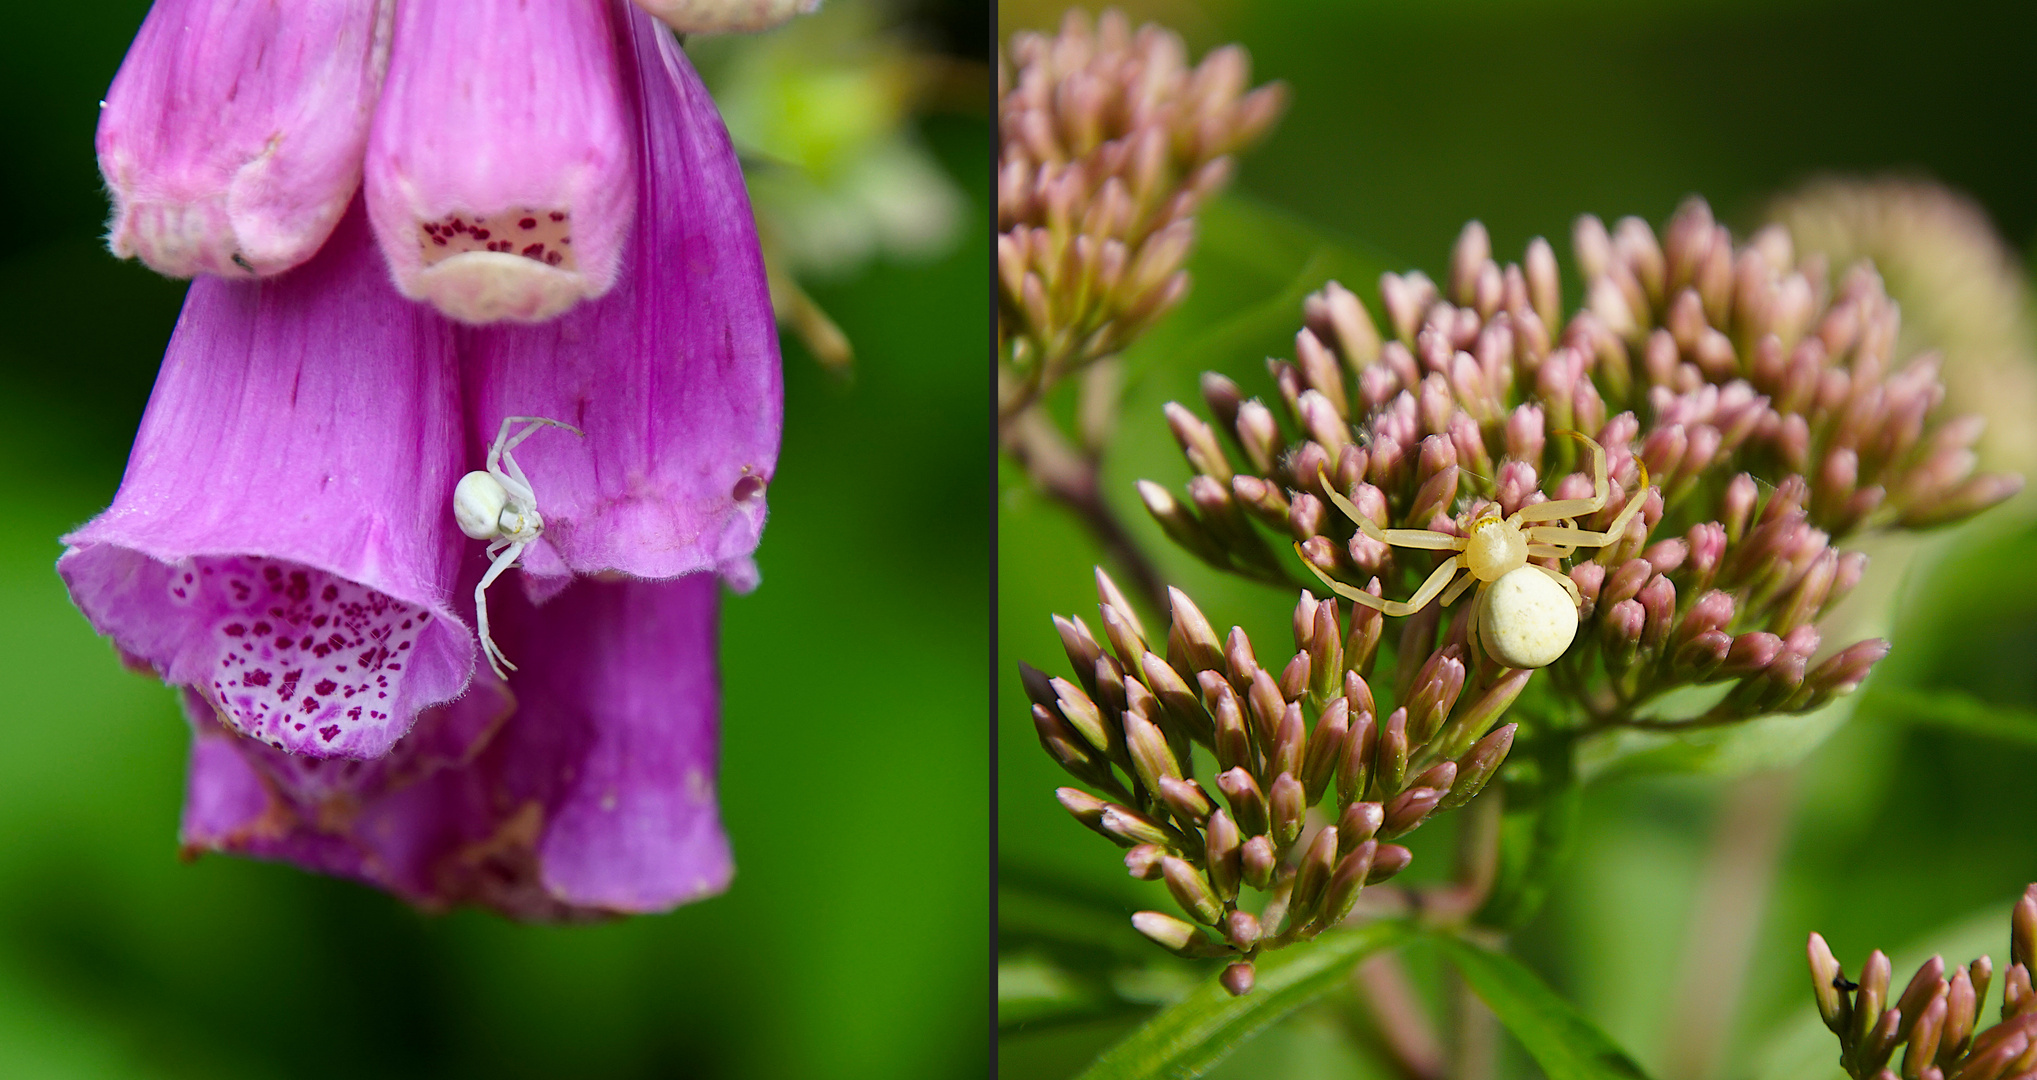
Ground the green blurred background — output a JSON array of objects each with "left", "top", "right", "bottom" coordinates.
[
  {"left": 0, "top": 2, "right": 988, "bottom": 1077},
  {"left": 997, "top": 1, "right": 2037, "bottom": 1077}
]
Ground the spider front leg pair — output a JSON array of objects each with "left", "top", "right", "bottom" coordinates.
[
  {"left": 1299, "top": 431, "right": 1651, "bottom": 669},
  {"left": 452, "top": 415, "right": 584, "bottom": 679}
]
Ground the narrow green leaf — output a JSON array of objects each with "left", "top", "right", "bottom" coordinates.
[
  {"left": 1860, "top": 684, "right": 2037, "bottom": 747},
  {"left": 1430, "top": 933, "right": 1654, "bottom": 1080},
  {"left": 1075, "top": 919, "right": 1414, "bottom": 1080}
]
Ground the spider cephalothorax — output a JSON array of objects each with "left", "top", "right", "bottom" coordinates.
[{"left": 1300, "top": 431, "right": 1650, "bottom": 668}]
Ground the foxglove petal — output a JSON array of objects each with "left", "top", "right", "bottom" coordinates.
[
  {"left": 464, "top": 5, "right": 781, "bottom": 584},
  {"left": 365, "top": 0, "right": 635, "bottom": 323},
  {"left": 180, "top": 574, "right": 729, "bottom": 918},
  {"left": 489, "top": 574, "right": 731, "bottom": 911},
  {"left": 98, "top": 0, "right": 391, "bottom": 278},
  {"left": 59, "top": 202, "right": 473, "bottom": 760}
]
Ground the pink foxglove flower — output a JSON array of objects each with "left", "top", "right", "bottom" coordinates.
[
  {"left": 59, "top": 204, "right": 472, "bottom": 760},
  {"left": 68, "top": 0, "right": 780, "bottom": 916},
  {"left": 180, "top": 574, "right": 729, "bottom": 918}
]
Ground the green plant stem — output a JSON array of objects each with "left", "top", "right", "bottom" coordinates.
[
  {"left": 1001, "top": 402, "right": 1171, "bottom": 616},
  {"left": 1449, "top": 961, "right": 1501, "bottom": 1080},
  {"left": 1352, "top": 953, "right": 1448, "bottom": 1080},
  {"left": 1659, "top": 767, "right": 1797, "bottom": 1080}
]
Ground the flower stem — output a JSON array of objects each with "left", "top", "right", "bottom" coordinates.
[{"left": 1001, "top": 402, "right": 1171, "bottom": 616}]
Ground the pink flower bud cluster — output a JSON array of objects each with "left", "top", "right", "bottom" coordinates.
[
  {"left": 997, "top": 10, "right": 1285, "bottom": 414},
  {"left": 1768, "top": 177, "right": 2037, "bottom": 482},
  {"left": 1807, "top": 884, "right": 2037, "bottom": 1080},
  {"left": 1145, "top": 197, "right": 2022, "bottom": 730},
  {"left": 1024, "top": 569, "right": 1519, "bottom": 991}
]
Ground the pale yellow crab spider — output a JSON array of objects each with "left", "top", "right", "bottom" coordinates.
[
  {"left": 1299, "top": 431, "right": 1651, "bottom": 669},
  {"left": 453, "top": 415, "right": 583, "bottom": 680}
]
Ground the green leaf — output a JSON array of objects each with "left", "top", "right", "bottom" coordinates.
[
  {"left": 1430, "top": 933, "right": 1654, "bottom": 1080},
  {"left": 1074, "top": 919, "right": 1414, "bottom": 1080},
  {"left": 1118, "top": 192, "right": 1390, "bottom": 390},
  {"left": 1858, "top": 684, "right": 2037, "bottom": 747},
  {"left": 1480, "top": 727, "right": 1582, "bottom": 930}
]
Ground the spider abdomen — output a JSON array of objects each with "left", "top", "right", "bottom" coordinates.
[{"left": 1479, "top": 566, "right": 1578, "bottom": 669}]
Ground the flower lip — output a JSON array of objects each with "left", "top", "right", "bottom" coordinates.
[{"left": 59, "top": 200, "right": 472, "bottom": 760}]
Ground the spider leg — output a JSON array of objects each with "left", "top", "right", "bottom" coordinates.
[
  {"left": 1511, "top": 431, "right": 1610, "bottom": 524},
  {"left": 1466, "top": 581, "right": 1487, "bottom": 665},
  {"left": 1315, "top": 469, "right": 1463, "bottom": 550},
  {"left": 1521, "top": 459, "right": 1651, "bottom": 547},
  {"left": 1401, "top": 556, "right": 1468, "bottom": 614},
  {"left": 474, "top": 540, "right": 525, "bottom": 679},
  {"left": 1525, "top": 543, "right": 1572, "bottom": 558},
  {"left": 1532, "top": 561, "right": 1584, "bottom": 606},
  {"left": 489, "top": 416, "right": 585, "bottom": 507},
  {"left": 1296, "top": 546, "right": 1466, "bottom": 616},
  {"left": 1441, "top": 567, "right": 1479, "bottom": 607}
]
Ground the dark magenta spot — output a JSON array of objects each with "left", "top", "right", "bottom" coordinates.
[
  {"left": 252, "top": 621, "right": 272, "bottom": 636},
  {"left": 519, "top": 217, "right": 537, "bottom": 229},
  {"left": 320, "top": 725, "right": 340, "bottom": 742},
  {"left": 314, "top": 679, "right": 337, "bottom": 696},
  {"left": 245, "top": 670, "right": 271, "bottom": 687}
]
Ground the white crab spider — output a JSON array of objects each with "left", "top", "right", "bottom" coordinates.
[
  {"left": 454, "top": 415, "right": 583, "bottom": 679},
  {"left": 1300, "top": 431, "right": 1652, "bottom": 669}
]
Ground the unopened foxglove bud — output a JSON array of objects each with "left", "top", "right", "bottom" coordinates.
[
  {"left": 98, "top": 0, "right": 391, "bottom": 278},
  {"left": 367, "top": 0, "right": 635, "bottom": 324}
]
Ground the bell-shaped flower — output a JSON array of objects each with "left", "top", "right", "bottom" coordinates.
[
  {"left": 365, "top": 0, "right": 636, "bottom": 324},
  {"left": 58, "top": 202, "right": 474, "bottom": 760},
  {"left": 462, "top": 3, "right": 781, "bottom": 587},
  {"left": 179, "top": 574, "right": 731, "bottom": 918},
  {"left": 76, "top": 0, "right": 781, "bottom": 918},
  {"left": 97, "top": 0, "right": 390, "bottom": 278}
]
